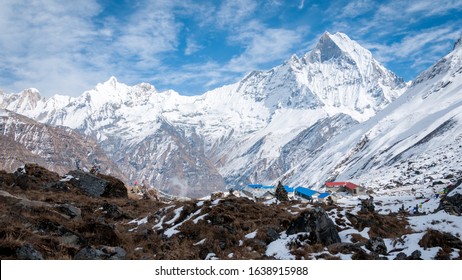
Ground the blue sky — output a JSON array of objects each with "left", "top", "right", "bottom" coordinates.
[{"left": 1, "top": 0, "right": 461, "bottom": 98}]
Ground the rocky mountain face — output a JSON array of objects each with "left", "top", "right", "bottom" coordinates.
[
  {"left": 0, "top": 109, "right": 126, "bottom": 181},
  {"left": 0, "top": 32, "right": 407, "bottom": 196}
]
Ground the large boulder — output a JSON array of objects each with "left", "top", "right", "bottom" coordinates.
[
  {"left": 286, "top": 208, "right": 341, "bottom": 246},
  {"left": 74, "top": 246, "right": 127, "bottom": 260},
  {"left": 366, "top": 237, "right": 387, "bottom": 255},
  {"left": 13, "top": 164, "right": 61, "bottom": 190},
  {"left": 67, "top": 170, "right": 127, "bottom": 198},
  {"left": 16, "top": 243, "right": 43, "bottom": 260},
  {"left": 438, "top": 194, "right": 462, "bottom": 216}
]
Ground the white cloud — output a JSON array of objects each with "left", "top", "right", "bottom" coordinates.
[
  {"left": 184, "top": 38, "right": 202, "bottom": 56},
  {"left": 364, "top": 26, "right": 461, "bottom": 63},
  {"left": 226, "top": 25, "right": 305, "bottom": 72},
  {"left": 338, "top": 0, "right": 375, "bottom": 18},
  {"left": 216, "top": 0, "right": 258, "bottom": 28},
  {"left": 406, "top": 0, "right": 462, "bottom": 16},
  {"left": 114, "top": 2, "right": 181, "bottom": 67},
  {"left": 0, "top": 0, "right": 105, "bottom": 95},
  {"left": 0, "top": 0, "right": 186, "bottom": 96}
]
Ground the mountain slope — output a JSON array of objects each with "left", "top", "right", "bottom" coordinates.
[
  {"left": 283, "top": 37, "right": 462, "bottom": 189},
  {"left": 0, "top": 109, "right": 126, "bottom": 180}
]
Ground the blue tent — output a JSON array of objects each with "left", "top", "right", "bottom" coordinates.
[
  {"left": 247, "top": 184, "right": 274, "bottom": 189},
  {"left": 317, "top": 192, "right": 330, "bottom": 199},
  {"left": 284, "top": 186, "right": 295, "bottom": 193},
  {"left": 295, "top": 187, "right": 317, "bottom": 199}
]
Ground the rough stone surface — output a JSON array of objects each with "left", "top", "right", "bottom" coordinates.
[
  {"left": 366, "top": 236, "right": 387, "bottom": 255},
  {"left": 67, "top": 170, "right": 127, "bottom": 198},
  {"left": 286, "top": 208, "right": 341, "bottom": 246},
  {"left": 56, "top": 203, "right": 82, "bottom": 220},
  {"left": 68, "top": 170, "right": 108, "bottom": 197},
  {"left": 16, "top": 243, "right": 43, "bottom": 260},
  {"left": 74, "top": 246, "right": 127, "bottom": 260}
]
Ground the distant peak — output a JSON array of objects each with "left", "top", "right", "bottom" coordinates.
[
  {"left": 95, "top": 76, "right": 123, "bottom": 93},
  {"left": 22, "top": 88, "right": 42, "bottom": 98},
  {"left": 104, "top": 76, "right": 118, "bottom": 87}
]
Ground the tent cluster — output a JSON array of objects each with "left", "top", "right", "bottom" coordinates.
[{"left": 241, "top": 183, "right": 332, "bottom": 202}]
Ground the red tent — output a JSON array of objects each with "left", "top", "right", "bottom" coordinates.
[{"left": 325, "top": 181, "right": 359, "bottom": 190}]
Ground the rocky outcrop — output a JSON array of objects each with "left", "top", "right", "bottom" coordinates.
[
  {"left": 286, "top": 208, "right": 341, "bottom": 246},
  {"left": 74, "top": 246, "right": 127, "bottom": 260},
  {"left": 0, "top": 110, "right": 127, "bottom": 182},
  {"left": 438, "top": 193, "right": 462, "bottom": 216},
  {"left": 366, "top": 237, "right": 387, "bottom": 255},
  {"left": 16, "top": 243, "right": 44, "bottom": 260},
  {"left": 67, "top": 170, "right": 127, "bottom": 198}
]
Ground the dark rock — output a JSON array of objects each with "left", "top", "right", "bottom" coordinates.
[
  {"left": 56, "top": 203, "right": 82, "bottom": 220},
  {"left": 68, "top": 170, "right": 108, "bottom": 197},
  {"left": 67, "top": 170, "right": 127, "bottom": 198},
  {"left": 97, "top": 173, "right": 128, "bottom": 198},
  {"left": 44, "top": 181, "right": 70, "bottom": 192},
  {"left": 58, "top": 232, "right": 86, "bottom": 247},
  {"left": 437, "top": 194, "right": 462, "bottom": 216},
  {"left": 286, "top": 208, "right": 341, "bottom": 246},
  {"left": 74, "top": 247, "right": 104, "bottom": 260},
  {"left": 359, "top": 196, "right": 375, "bottom": 213},
  {"left": 394, "top": 252, "right": 407, "bottom": 260},
  {"left": 101, "top": 203, "right": 127, "bottom": 220},
  {"left": 264, "top": 227, "right": 280, "bottom": 244},
  {"left": 14, "top": 164, "right": 61, "bottom": 190},
  {"left": 36, "top": 219, "right": 86, "bottom": 246},
  {"left": 351, "top": 250, "right": 380, "bottom": 260},
  {"left": 328, "top": 242, "right": 364, "bottom": 255},
  {"left": 100, "top": 246, "right": 127, "bottom": 260},
  {"left": 366, "top": 237, "right": 387, "bottom": 255},
  {"left": 79, "top": 222, "right": 121, "bottom": 246},
  {"left": 74, "top": 246, "right": 126, "bottom": 260},
  {"left": 16, "top": 243, "right": 43, "bottom": 260},
  {"left": 408, "top": 250, "right": 422, "bottom": 260}
]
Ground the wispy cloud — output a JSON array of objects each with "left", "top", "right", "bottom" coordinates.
[
  {"left": 216, "top": 0, "right": 258, "bottom": 28},
  {"left": 0, "top": 0, "right": 461, "bottom": 97},
  {"left": 184, "top": 38, "right": 202, "bottom": 56},
  {"left": 0, "top": 0, "right": 105, "bottom": 95},
  {"left": 226, "top": 24, "right": 305, "bottom": 72},
  {"left": 405, "top": 0, "right": 462, "bottom": 17}
]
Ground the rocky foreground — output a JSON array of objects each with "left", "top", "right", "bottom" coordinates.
[{"left": 0, "top": 164, "right": 461, "bottom": 260}]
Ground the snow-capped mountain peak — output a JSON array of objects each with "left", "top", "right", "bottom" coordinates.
[
  {"left": 308, "top": 31, "right": 346, "bottom": 62},
  {"left": 1, "top": 31, "right": 410, "bottom": 197},
  {"left": 307, "top": 32, "right": 372, "bottom": 64}
]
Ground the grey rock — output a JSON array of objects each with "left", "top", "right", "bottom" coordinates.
[
  {"left": 286, "top": 208, "right": 341, "bottom": 246},
  {"left": 57, "top": 203, "right": 82, "bottom": 219},
  {"left": 74, "top": 246, "right": 127, "bottom": 260},
  {"left": 394, "top": 252, "right": 407, "bottom": 260},
  {"left": 16, "top": 243, "right": 43, "bottom": 260},
  {"left": 366, "top": 236, "right": 387, "bottom": 255},
  {"left": 68, "top": 170, "right": 108, "bottom": 197}
]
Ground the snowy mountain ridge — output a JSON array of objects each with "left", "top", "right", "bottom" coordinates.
[
  {"left": 282, "top": 36, "right": 462, "bottom": 190},
  {"left": 1, "top": 32, "right": 408, "bottom": 196}
]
